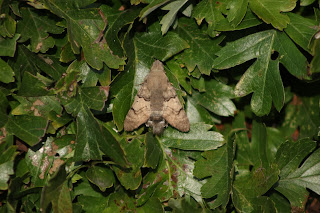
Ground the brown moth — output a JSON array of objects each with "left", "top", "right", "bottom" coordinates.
[{"left": 124, "top": 60, "right": 190, "bottom": 135}]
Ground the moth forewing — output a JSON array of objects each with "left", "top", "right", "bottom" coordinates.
[{"left": 123, "top": 60, "right": 190, "bottom": 134}]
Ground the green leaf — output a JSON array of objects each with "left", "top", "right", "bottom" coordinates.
[
  {"left": 25, "top": 138, "right": 55, "bottom": 186},
  {"left": 310, "top": 39, "right": 320, "bottom": 74},
  {"left": 227, "top": 0, "right": 249, "bottom": 26},
  {"left": 210, "top": 8, "right": 263, "bottom": 32},
  {"left": 11, "top": 96, "right": 62, "bottom": 118},
  {"left": 45, "top": 1, "right": 139, "bottom": 69},
  {"left": 111, "top": 24, "right": 188, "bottom": 131},
  {"left": 275, "top": 139, "right": 317, "bottom": 208},
  {"left": 0, "top": 58, "right": 14, "bottom": 83},
  {"left": 176, "top": 18, "right": 223, "bottom": 75},
  {"left": 77, "top": 195, "right": 108, "bottom": 213},
  {"left": 112, "top": 138, "right": 144, "bottom": 190},
  {"left": 75, "top": 106, "right": 127, "bottom": 166},
  {"left": 0, "top": 90, "right": 8, "bottom": 128},
  {"left": 284, "top": 13, "right": 318, "bottom": 54},
  {"left": 0, "top": 144, "right": 17, "bottom": 190},
  {"left": 192, "top": 0, "right": 227, "bottom": 36},
  {"left": 0, "top": 161, "right": 14, "bottom": 190},
  {"left": 0, "top": 34, "right": 20, "bottom": 56},
  {"left": 274, "top": 31, "right": 310, "bottom": 80},
  {"left": 193, "top": 135, "right": 235, "bottom": 209},
  {"left": 300, "top": 0, "right": 316, "bottom": 6},
  {"left": 161, "top": 123, "right": 224, "bottom": 151},
  {"left": 214, "top": 30, "right": 284, "bottom": 116},
  {"left": 186, "top": 95, "right": 220, "bottom": 125},
  {"left": 86, "top": 165, "right": 116, "bottom": 191},
  {"left": 18, "top": 72, "right": 52, "bottom": 97},
  {"left": 232, "top": 112, "right": 252, "bottom": 169},
  {"left": 190, "top": 79, "right": 236, "bottom": 117},
  {"left": 232, "top": 163, "right": 279, "bottom": 212},
  {"left": 168, "top": 197, "right": 207, "bottom": 213},
  {"left": 8, "top": 45, "right": 65, "bottom": 83},
  {"left": 269, "top": 192, "right": 291, "bottom": 213},
  {"left": 41, "top": 166, "right": 73, "bottom": 213},
  {"left": 137, "top": 148, "right": 204, "bottom": 206},
  {"left": 144, "top": 133, "right": 162, "bottom": 169},
  {"left": 160, "top": 0, "right": 189, "bottom": 35},
  {"left": 281, "top": 96, "right": 320, "bottom": 139},
  {"left": 17, "top": 7, "right": 64, "bottom": 53},
  {"left": 0, "top": 14, "right": 16, "bottom": 37},
  {"left": 60, "top": 86, "right": 108, "bottom": 115},
  {"left": 6, "top": 115, "right": 48, "bottom": 146},
  {"left": 139, "top": 0, "right": 171, "bottom": 19},
  {"left": 249, "top": 0, "right": 296, "bottom": 30},
  {"left": 166, "top": 59, "right": 191, "bottom": 94}
]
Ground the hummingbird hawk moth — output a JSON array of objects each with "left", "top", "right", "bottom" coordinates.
[{"left": 124, "top": 60, "right": 190, "bottom": 135}]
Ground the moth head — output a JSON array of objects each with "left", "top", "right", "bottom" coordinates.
[{"left": 146, "top": 119, "right": 167, "bottom": 135}]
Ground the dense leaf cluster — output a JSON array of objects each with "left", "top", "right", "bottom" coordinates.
[{"left": 0, "top": 0, "right": 320, "bottom": 212}]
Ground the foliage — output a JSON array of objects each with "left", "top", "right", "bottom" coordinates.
[{"left": 0, "top": 0, "right": 320, "bottom": 212}]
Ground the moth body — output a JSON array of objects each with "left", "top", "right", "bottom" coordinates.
[{"left": 124, "top": 60, "right": 190, "bottom": 135}]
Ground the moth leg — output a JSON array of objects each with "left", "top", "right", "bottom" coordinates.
[
  {"left": 163, "top": 97, "right": 190, "bottom": 132},
  {"left": 124, "top": 96, "right": 151, "bottom": 131}
]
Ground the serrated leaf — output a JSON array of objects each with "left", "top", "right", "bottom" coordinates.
[
  {"left": 8, "top": 45, "right": 65, "bottom": 83},
  {"left": 214, "top": 30, "right": 284, "bottom": 116},
  {"left": 0, "top": 34, "right": 19, "bottom": 56},
  {"left": 161, "top": 123, "right": 224, "bottom": 151},
  {"left": 137, "top": 148, "right": 204, "bottom": 206},
  {"left": 112, "top": 138, "right": 144, "bottom": 190},
  {"left": 186, "top": 96, "right": 220, "bottom": 125},
  {"left": 214, "top": 7, "right": 262, "bottom": 31},
  {"left": 274, "top": 31, "right": 310, "bottom": 80},
  {"left": 11, "top": 96, "right": 62, "bottom": 117},
  {"left": 111, "top": 24, "right": 188, "bottom": 131},
  {"left": 176, "top": 18, "right": 223, "bottom": 75},
  {"left": 166, "top": 60, "right": 191, "bottom": 94},
  {"left": 190, "top": 79, "right": 236, "bottom": 117},
  {"left": 281, "top": 96, "right": 320, "bottom": 139},
  {"left": 60, "top": 86, "right": 108, "bottom": 115},
  {"left": 6, "top": 115, "right": 48, "bottom": 146},
  {"left": 193, "top": 135, "right": 235, "bottom": 209},
  {"left": 17, "top": 7, "right": 64, "bottom": 53},
  {"left": 18, "top": 72, "right": 51, "bottom": 97},
  {"left": 284, "top": 12, "right": 318, "bottom": 54},
  {"left": 160, "top": 0, "right": 189, "bottom": 35},
  {"left": 249, "top": 0, "right": 296, "bottom": 30},
  {"left": 192, "top": 0, "right": 227, "bottom": 36},
  {"left": 274, "top": 139, "right": 317, "bottom": 208},
  {"left": 45, "top": 1, "right": 139, "bottom": 69},
  {"left": 25, "top": 138, "right": 55, "bottom": 186},
  {"left": 75, "top": 106, "right": 127, "bottom": 166}
]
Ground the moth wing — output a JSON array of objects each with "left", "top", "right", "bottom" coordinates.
[
  {"left": 124, "top": 95, "right": 151, "bottom": 131},
  {"left": 162, "top": 86, "right": 189, "bottom": 132}
]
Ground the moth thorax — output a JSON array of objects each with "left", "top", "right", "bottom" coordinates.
[{"left": 147, "top": 119, "right": 167, "bottom": 135}]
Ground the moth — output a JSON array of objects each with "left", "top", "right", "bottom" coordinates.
[{"left": 124, "top": 60, "right": 190, "bottom": 135}]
